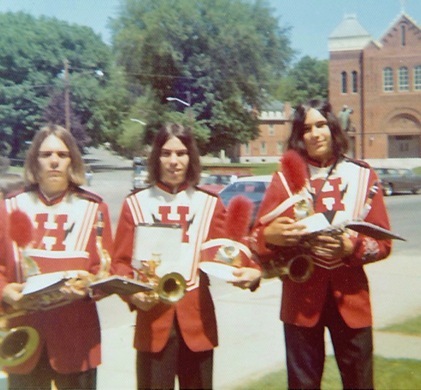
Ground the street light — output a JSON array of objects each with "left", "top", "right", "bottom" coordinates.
[
  {"left": 130, "top": 118, "right": 146, "bottom": 125},
  {"left": 166, "top": 97, "right": 190, "bottom": 107}
]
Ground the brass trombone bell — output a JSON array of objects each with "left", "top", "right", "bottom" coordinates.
[{"left": 0, "top": 326, "right": 40, "bottom": 367}]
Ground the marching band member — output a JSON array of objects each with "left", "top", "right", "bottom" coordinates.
[
  {"left": 112, "top": 123, "right": 261, "bottom": 390},
  {"left": 0, "top": 125, "right": 113, "bottom": 389},
  {"left": 250, "top": 100, "right": 392, "bottom": 389}
]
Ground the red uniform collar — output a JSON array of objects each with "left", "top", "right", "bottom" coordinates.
[
  {"left": 36, "top": 187, "right": 68, "bottom": 206},
  {"left": 306, "top": 156, "right": 337, "bottom": 168}
]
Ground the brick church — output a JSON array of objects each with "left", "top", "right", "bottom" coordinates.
[
  {"left": 329, "top": 11, "right": 421, "bottom": 159},
  {"left": 240, "top": 10, "right": 421, "bottom": 162}
]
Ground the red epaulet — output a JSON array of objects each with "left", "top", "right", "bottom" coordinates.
[
  {"left": 130, "top": 185, "right": 152, "bottom": 195},
  {"left": 4, "top": 186, "right": 29, "bottom": 199},
  {"left": 343, "top": 155, "right": 371, "bottom": 169},
  {"left": 194, "top": 186, "right": 219, "bottom": 198},
  {"left": 73, "top": 186, "right": 103, "bottom": 203}
]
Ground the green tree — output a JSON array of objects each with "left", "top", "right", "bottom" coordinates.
[
  {"left": 110, "top": 0, "right": 294, "bottom": 155},
  {"left": 273, "top": 56, "right": 328, "bottom": 106},
  {"left": 0, "top": 12, "right": 128, "bottom": 157}
]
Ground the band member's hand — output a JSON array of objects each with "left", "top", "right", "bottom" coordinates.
[
  {"left": 89, "top": 288, "right": 110, "bottom": 301},
  {"left": 309, "top": 233, "right": 354, "bottom": 260},
  {"left": 229, "top": 267, "right": 261, "bottom": 290},
  {"left": 59, "top": 271, "right": 92, "bottom": 301},
  {"left": 129, "top": 291, "right": 159, "bottom": 311},
  {"left": 264, "top": 216, "right": 307, "bottom": 247},
  {"left": 2, "top": 283, "right": 25, "bottom": 309}
]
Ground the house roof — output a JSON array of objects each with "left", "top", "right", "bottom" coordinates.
[
  {"left": 261, "top": 100, "right": 284, "bottom": 111},
  {"left": 258, "top": 100, "right": 289, "bottom": 122}
]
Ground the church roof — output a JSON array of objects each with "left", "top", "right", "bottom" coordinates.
[{"left": 379, "top": 12, "right": 421, "bottom": 42}]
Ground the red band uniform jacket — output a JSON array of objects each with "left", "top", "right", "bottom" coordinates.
[
  {"left": 112, "top": 182, "right": 259, "bottom": 353},
  {"left": 0, "top": 186, "right": 113, "bottom": 374},
  {"left": 250, "top": 158, "right": 392, "bottom": 329}
]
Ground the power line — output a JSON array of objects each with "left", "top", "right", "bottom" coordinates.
[{"left": 124, "top": 71, "right": 196, "bottom": 80}]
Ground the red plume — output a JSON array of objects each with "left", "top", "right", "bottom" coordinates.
[
  {"left": 280, "top": 150, "right": 308, "bottom": 193},
  {"left": 225, "top": 195, "right": 253, "bottom": 241},
  {"left": 9, "top": 209, "right": 34, "bottom": 248}
]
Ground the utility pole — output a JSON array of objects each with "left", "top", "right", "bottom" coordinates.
[{"left": 63, "top": 59, "right": 71, "bottom": 132}]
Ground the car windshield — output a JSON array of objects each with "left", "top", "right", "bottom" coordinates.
[
  {"left": 200, "top": 175, "right": 232, "bottom": 185},
  {"left": 218, "top": 177, "right": 271, "bottom": 223},
  {"left": 223, "top": 181, "right": 268, "bottom": 193},
  {"left": 134, "top": 165, "right": 144, "bottom": 174}
]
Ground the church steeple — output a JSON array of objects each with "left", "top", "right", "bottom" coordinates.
[{"left": 328, "top": 14, "right": 372, "bottom": 52}]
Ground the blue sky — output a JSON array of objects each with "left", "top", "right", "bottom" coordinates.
[{"left": 1, "top": 0, "right": 420, "bottom": 60}]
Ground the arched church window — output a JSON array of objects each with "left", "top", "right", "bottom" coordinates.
[
  {"left": 414, "top": 65, "right": 421, "bottom": 90},
  {"left": 398, "top": 67, "right": 409, "bottom": 91},
  {"left": 352, "top": 71, "right": 358, "bottom": 93},
  {"left": 341, "top": 71, "right": 347, "bottom": 93},
  {"left": 383, "top": 67, "right": 393, "bottom": 92}
]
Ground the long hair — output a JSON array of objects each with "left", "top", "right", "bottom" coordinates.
[
  {"left": 288, "top": 99, "right": 349, "bottom": 160},
  {"left": 148, "top": 123, "right": 201, "bottom": 186},
  {"left": 24, "top": 124, "right": 85, "bottom": 186}
]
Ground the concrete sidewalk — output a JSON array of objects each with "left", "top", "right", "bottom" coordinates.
[{"left": 97, "top": 251, "right": 421, "bottom": 390}]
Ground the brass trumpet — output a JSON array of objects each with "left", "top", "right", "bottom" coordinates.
[
  {"left": 155, "top": 272, "right": 187, "bottom": 304},
  {"left": 0, "top": 326, "right": 40, "bottom": 367},
  {"left": 137, "top": 257, "right": 187, "bottom": 304}
]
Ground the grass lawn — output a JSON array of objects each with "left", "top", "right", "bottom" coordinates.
[
  {"left": 6, "top": 166, "right": 23, "bottom": 174},
  {"left": 234, "top": 355, "right": 421, "bottom": 390},
  {"left": 209, "top": 163, "right": 421, "bottom": 177},
  {"left": 203, "top": 162, "right": 278, "bottom": 176},
  {"left": 379, "top": 314, "right": 421, "bottom": 336},
  {"left": 234, "top": 315, "right": 421, "bottom": 390},
  {"left": 413, "top": 166, "right": 421, "bottom": 175}
]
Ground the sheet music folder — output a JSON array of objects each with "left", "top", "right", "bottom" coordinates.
[
  {"left": 299, "top": 213, "right": 406, "bottom": 241},
  {"left": 132, "top": 223, "right": 183, "bottom": 276},
  {"left": 90, "top": 275, "right": 153, "bottom": 296}
]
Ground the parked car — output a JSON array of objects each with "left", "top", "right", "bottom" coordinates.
[
  {"left": 198, "top": 173, "right": 233, "bottom": 194},
  {"left": 132, "top": 156, "right": 145, "bottom": 168},
  {"left": 218, "top": 175, "right": 272, "bottom": 224},
  {"left": 132, "top": 164, "right": 148, "bottom": 190},
  {"left": 374, "top": 167, "right": 421, "bottom": 196}
]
